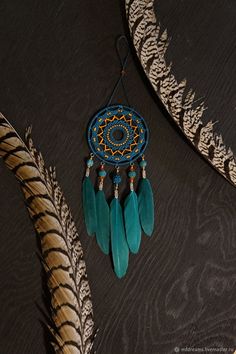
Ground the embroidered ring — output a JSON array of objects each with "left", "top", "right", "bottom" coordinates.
[{"left": 87, "top": 105, "right": 149, "bottom": 165}]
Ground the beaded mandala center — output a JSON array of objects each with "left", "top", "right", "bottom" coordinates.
[{"left": 88, "top": 105, "right": 148, "bottom": 165}]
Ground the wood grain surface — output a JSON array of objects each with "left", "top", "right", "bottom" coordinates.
[{"left": 0, "top": 1, "right": 236, "bottom": 353}]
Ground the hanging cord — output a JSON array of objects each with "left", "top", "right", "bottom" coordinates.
[{"left": 107, "top": 35, "right": 131, "bottom": 107}]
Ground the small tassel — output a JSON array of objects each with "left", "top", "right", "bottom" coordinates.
[
  {"left": 110, "top": 167, "right": 129, "bottom": 278},
  {"left": 138, "top": 156, "right": 154, "bottom": 236},
  {"left": 95, "top": 163, "right": 110, "bottom": 254},
  {"left": 124, "top": 164, "right": 141, "bottom": 253},
  {"left": 82, "top": 154, "right": 97, "bottom": 236}
]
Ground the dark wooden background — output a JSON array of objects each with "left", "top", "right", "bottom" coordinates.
[{"left": 0, "top": 1, "right": 236, "bottom": 353}]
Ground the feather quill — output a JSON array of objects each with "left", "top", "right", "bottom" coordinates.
[
  {"left": 126, "top": 0, "right": 236, "bottom": 187},
  {"left": 124, "top": 191, "right": 141, "bottom": 253},
  {"left": 0, "top": 114, "right": 94, "bottom": 353},
  {"left": 138, "top": 178, "right": 154, "bottom": 236},
  {"left": 82, "top": 176, "right": 97, "bottom": 236},
  {"left": 110, "top": 198, "right": 129, "bottom": 278},
  {"left": 95, "top": 190, "right": 110, "bottom": 254}
]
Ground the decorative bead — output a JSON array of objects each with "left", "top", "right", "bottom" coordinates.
[
  {"left": 87, "top": 158, "right": 94, "bottom": 167},
  {"left": 113, "top": 174, "right": 122, "bottom": 184},
  {"left": 128, "top": 171, "right": 136, "bottom": 178},
  {"left": 140, "top": 160, "right": 147, "bottom": 168},
  {"left": 98, "top": 170, "right": 106, "bottom": 177}
]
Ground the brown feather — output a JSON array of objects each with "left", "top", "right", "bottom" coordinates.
[{"left": 0, "top": 114, "right": 95, "bottom": 353}]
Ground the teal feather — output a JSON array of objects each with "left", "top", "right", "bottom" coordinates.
[
  {"left": 96, "top": 190, "right": 110, "bottom": 254},
  {"left": 138, "top": 178, "right": 154, "bottom": 236},
  {"left": 124, "top": 191, "right": 142, "bottom": 253},
  {"left": 82, "top": 176, "right": 97, "bottom": 236},
  {"left": 110, "top": 198, "right": 129, "bottom": 278}
]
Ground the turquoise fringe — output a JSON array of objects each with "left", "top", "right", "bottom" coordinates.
[
  {"left": 96, "top": 190, "right": 110, "bottom": 254},
  {"left": 82, "top": 176, "right": 97, "bottom": 236},
  {"left": 138, "top": 178, "right": 154, "bottom": 236},
  {"left": 124, "top": 191, "right": 141, "bottom": 253},
  {"left": 110, "top": 198, "right": 129, "bottom": 278}
]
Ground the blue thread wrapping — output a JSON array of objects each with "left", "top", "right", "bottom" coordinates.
[{"left": 87, "top": 105, "right": 149, "bottom": 166}]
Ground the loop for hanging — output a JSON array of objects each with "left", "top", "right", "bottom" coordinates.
[
  {"left": 107, "top": 35, "right": 131, "bottom": 107},
  {"left": 116, "top": 35, "right": 130, "bottom": 75}
]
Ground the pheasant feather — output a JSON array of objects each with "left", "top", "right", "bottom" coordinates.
[
  {"left": 124, "top": 191, "right": 141, "bottom": 253},
  {"left": 110, "top": 198, "right": 129, "bottom": 278},
  {"left": 95, "top": 190, "right": 110, "bottom": 254},
  {"left": 126, "top": 0, "right": 236, "bottom": 187},
  {"left": 0, "top": 114, "right": 94, "bottom": 353}
]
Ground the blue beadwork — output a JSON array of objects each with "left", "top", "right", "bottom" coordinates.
[
  {"left": 113, "top": 175, "right": 122, "bottom": 184},
  {"left": 87, "top": 105, "right": 149, "bottom": 166},
  {"left": 128, "top": 171, "right": 136, "bottom": 178},
  {"left": 139, "top": 160, "right": 147, "bottom": 168},
  {"left": 87, "top": 159, "right": 94, "bottom": 167},
  {"left": 98, "top": 170, "right": 106, "bottom": 177}
]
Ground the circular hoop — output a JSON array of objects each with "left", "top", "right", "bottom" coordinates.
[{"left": 87, "top": 105, "right": 149, "bottom": 166}]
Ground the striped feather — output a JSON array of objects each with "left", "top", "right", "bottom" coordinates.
[
  {"left": 138, "top": 178, "right": 154, "bottom": 236},
  {"left": 110, "top": 198, "right": 129, "bottom": 278},
  {"left": 126, "top": 0, "right": 236, "bottom": 187},
  {"left": 95, "top": 190, "right": 110, "bottom": 254},
  {"left": 124, "top": 191, "right": 141, "bottom": 253},
  {"left": 0, "top": 114, "right": 94, "bottom": 354},
  {"left": 82, "top": 177, "right": 97, "bottom": 236}
]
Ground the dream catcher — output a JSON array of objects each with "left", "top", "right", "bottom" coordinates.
[{"left": 82, "top": 36, "right": 154, "bottom": 278}]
